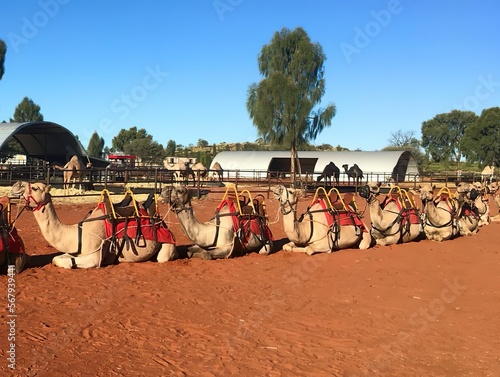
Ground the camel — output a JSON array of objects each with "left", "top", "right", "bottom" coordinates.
[
  {"left": 342, "top": 164, "right": 364, "bottom": 185},
  {"left": 210, "top": 162, "right": 223, "bottom": 181},
  {"left": 11, "top": 181, "right": 177, "bottom": 269},
  {"left": 471, "top": 181, "right": 490, "bottom": 226},
  {"left": 0, "top": 196, "right": 27, "bottom": 273},
  {"left": 316, "top": 161, "right": 340, "bottom": 186},
  {"left": 272, "top": 185, "right": 372, "bottom": 254},
  {"left": 487, "top": 181, "right": 500, "bottom": 221},
  {"left": 358, "top": 182, "right": 422, "bottom": 246},
  {"left": 191, "top": 162, "right": 207, "bottom": 181},
  {"left": 163, "top": 185, "right": 273, "bottom": 259},
  {"left": 454, "top": 182, "right": 480, "bottom": 235},
  {"left": 418, "top": 183, "right": 478, "bottom": 241},
  {"left": 418, "top": 184, "right": 459, "bottom": 241},
  {"left": 166, "top": 161, "right": 194, "bottom": 184},
  {"left": 54, "top": 155, "right": 87, "bottom": 194},
  {"left": 481, "top": 165, "right": 495, "bottom": 184}
]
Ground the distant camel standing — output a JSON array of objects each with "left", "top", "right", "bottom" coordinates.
[
  {"left": 167, "top": 161, "right": 194, "bottom": 184},
  {"left": 316, "top": 161, "right": 340, "bottom": 186},
  {"left": 54, "top": 155, "right": 86, "bottom": 193},
  {"left": 342, "top": 164, "right": 364, "bottom": 185},
  {"left": 191, "top": 162, "right": 207, "bottom": 181},
  {"left": 210, "top": 162, "right": 223, "bottom": 181}
]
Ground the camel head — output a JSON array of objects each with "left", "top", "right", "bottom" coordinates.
[
  {"left": 11, "top": 181, "right": 52, "bottom": 211},
  {"left": 417, "top": 184, "right": 436, "bottom": 202},
  {"left": 472, "top": 181, "right": 486, "bottom": 196},
  {"left": 162, "top": 185, "right": 191, "bottom": 213},
  {"left": 487, "top": 181, "right": 499, "bottom": 194},
  {"left": 456, "top": 182, "right": 479, "bottom": 203},
  {"left": 272, "top": 185, "right": 299, "bottom": 211},
  {"left": 358, "top": 181, "right": 381, "bottom": 201}
]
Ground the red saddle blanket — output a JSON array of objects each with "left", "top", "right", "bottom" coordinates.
[
  {"left": 382, "top": 198, "right": 421, "bottom": 225},
  {"left": 98, "top": 202, "right": 175, "bottom": 244},
  {"left": 217, "top": 199, "right": 274, "bottom": 242},
  {"left": 0, "top": 227, "right": 24, "bottom": 254},
  {"left": 315, "top": 199, "right": 368, "bottom": 232}
]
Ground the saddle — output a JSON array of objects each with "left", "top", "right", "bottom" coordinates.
[
  {"left": 381, "top": 186, "right": 421, "bottom": 226},
  {"left": 308, "top": 187, "right": 368, "bottom": 231},
  {"left": 97, "top": 189, "right": 175, "bottom": 254},
  {"left": 217, "top": 186, "right": 273, "bottom": 256},
  {"left": 0, "top": 196, "right": 25, "bottom": 258}
]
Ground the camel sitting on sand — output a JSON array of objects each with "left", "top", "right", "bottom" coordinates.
[
  {"left": 11, "top": 181, "right": 177, "bottom": 269},
  {"left": 487, "top": 181, "right": 500, "bottom": 221},
  {"left": 455, "top": 182, "right": 480, "bottom": 235},
  {"left": 358, "top": 182, "right": 422, "bottom": 246},
  {"left": 272, "top": 185, "right": 372, "bottom": 254},
  {"left": 53, "top": 155, "right": 87, "bottom": 194},
  {"left": 418, "top": 184, "right": 459, "bottom": 241},
  {"left": 163, "top": 185, "right": 273, "bottom": 259},
  {"left": 0, "top": 196, "right": 27, "bottom": 273},
  {"left": 418, "top": 183, "right": 479, "bottom": 241},
  {"left": 471, "top": 181, "right": 490, "bottom": 226}
]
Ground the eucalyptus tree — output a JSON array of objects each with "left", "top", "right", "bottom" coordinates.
[
  {"left": 246, "top": 27, "right": 336, "bottom": 178},
  {"left": 421, "top": 110, "right": 477, "bottom": 164},
  {"left": 461, "top": 107, "right": 500, "bottom": 167}
]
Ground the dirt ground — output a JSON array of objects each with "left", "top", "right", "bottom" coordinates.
[{"left": 1, "top": 187, "right": 499, "bottom": 377}]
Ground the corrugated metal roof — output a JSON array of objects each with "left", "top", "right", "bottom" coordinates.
[
  {"left": 0, "top": 121, "right": 107, "bottom": 167},
  {"left": 211, "top": 151, "right": 419, "bottom": 181}
]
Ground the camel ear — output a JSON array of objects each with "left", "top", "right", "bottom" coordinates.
[
  {"left": 432, "top": 184, "right": 436, "bottom": 190},
  {"left": 46, "top": 185, "right": 52, "bottom": 193},
  {"left": 377, "top": 182, "right": 382, "bottom": 187}
]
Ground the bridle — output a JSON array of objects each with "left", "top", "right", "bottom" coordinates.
[
  {"left": 21, "top": 183, "right": 50, "bottom": 212},
  {"left": 276, "top": 187, "right": 296, "bottom": 216}
]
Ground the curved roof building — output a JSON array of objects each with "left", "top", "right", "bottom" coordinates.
[
  {"left": 211, "top": 150, "right": 419, "bottom": 182},
  {"left": 0, "top": 121, "right": 108, "bottom": 166}
]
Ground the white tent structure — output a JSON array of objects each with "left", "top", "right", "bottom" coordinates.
[{"left": 210, "top": 151, "right": 419, "bottom": 182}]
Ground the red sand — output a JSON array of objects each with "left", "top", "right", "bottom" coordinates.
[{"left": 1, "top": 191, "right": 499, "bottom": 376}]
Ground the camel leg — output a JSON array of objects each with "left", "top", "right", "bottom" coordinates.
[
  {"left": 282, "top": 241, "right": 319, "bottom": 255},
  {"left": 12, "top": 253, "right": 28, "bottom": 273},
  {"left": 187, "top": 245, "right": 215, "bottom": 259},
  {"left": 157, "top": 244, "right": 178, "bottom": 262},
  {"left": 258, "top": 240, "right": 273, "bottom": 255},
  {"left": 52, "top": 252, "right": 102, "bottom": 269},
  {"left": 358, "top": 232, "right": 373, "bottom": 250}
]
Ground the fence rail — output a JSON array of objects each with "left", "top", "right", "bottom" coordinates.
[{"left": 0, "top": 164, "right": 494, "bottom": 194}]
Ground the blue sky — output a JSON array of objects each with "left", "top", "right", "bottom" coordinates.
[{"left": 1, "top": 0, "right": 499, "bottom": 152}]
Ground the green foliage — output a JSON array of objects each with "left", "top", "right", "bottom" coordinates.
[
  {"left": 421, "top": 110, "right": 477, "bottom": 163},
  {"left": 0, "top": 137, "right": 25, "bottom": 163},
  {"left": 246, "top": 27, "right": 336, "bottom": 174},
  {"left": 0, "top": 39, "right": 6, "bottom": 81},
  {"left": 126, "top": 137, "right": 164, "bottom": 165},
  {"left": 10, "top": 97, "right": 44, "bottom": 122},
  {"left": 461, "top": 107, "right": 500, "bottom": 167},
  {"left": 112, "top": 127, "right": 164, "bottom": 165},
  {"left": 87, "top": 131, "right": 105, "bottom": 158},
  {"left": 197, "top": 139, "right": 209, "bottom": 148},
  {"left": 111, "top": 126, "right": 148, "bottom": 152},
  {"left": 165, "top": 140, "right": 176, "bottom": 156}
]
